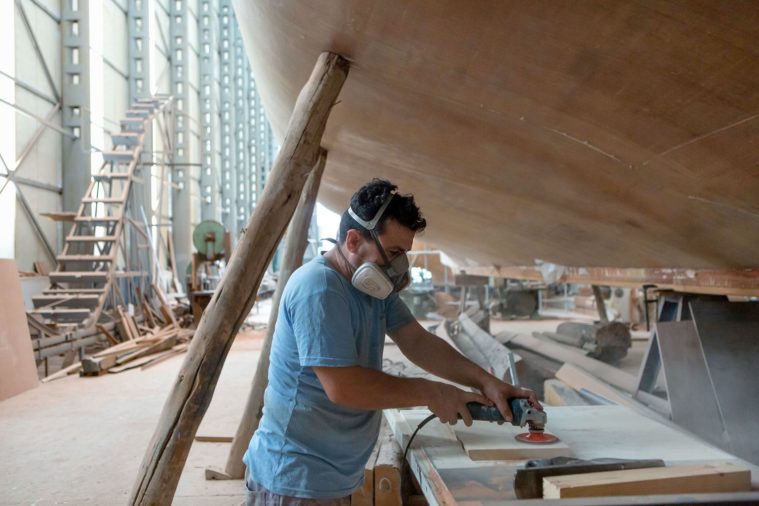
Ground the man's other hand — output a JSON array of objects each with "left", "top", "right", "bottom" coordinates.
[{"left": 480, "top": 376, "right": 542, "bottom": 423}]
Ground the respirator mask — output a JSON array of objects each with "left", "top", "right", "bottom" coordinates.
[{"left": 335, "top": 191, "right": 411, "bottom": 300}]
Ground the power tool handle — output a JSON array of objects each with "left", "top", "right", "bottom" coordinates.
[{"left": 464, "top": 398, "right": 527, "bottom": 424}]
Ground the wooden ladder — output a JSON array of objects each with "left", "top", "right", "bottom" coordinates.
[{"left": 32, "top": 96, "right": 172, "bottom": 328}]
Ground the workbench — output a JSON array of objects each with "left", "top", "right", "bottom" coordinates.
[{"left": 385, "top": 406, "right": 759, "bottom": 505}]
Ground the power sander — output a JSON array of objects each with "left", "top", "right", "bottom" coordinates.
[
  {"left": 402, "top": 397, "right": 559, "bottom": 466},
  {"left": 465, "top": 399, "right": 559, "bottom": 444}
]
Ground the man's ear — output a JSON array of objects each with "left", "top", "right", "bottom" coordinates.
[{"left": 344, "top": 228, "right": 363, "bottom": 254}]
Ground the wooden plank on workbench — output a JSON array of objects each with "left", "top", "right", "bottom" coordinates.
[
  {"left": 455, "top": 421, "right": 570, "bottom": 461},
  {"left": 542, "top": 462, "right": 751, "bottom": 499}
]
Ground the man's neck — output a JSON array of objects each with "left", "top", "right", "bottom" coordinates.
[{"left": 324, "top": 246, "right": 353, "bottom": 282}]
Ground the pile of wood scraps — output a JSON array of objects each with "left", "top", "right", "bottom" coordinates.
[
  {"left": 82, "top": 325, "right": 193, "bottom": 376},
  {"left": 40, "top": 287, "right": 194, "bottom": 382}
]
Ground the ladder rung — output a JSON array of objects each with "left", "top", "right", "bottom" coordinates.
[
  {"left": 33, "top": 294, "right": 101, "bottom": 309},
  {"left": 121, "top": 118, "right": 145, "bottom": 132},
  {"left": 82, "top": 197, "right": 125, "bottom": 204},
  {"left": 57, "top": 255, "right": 114, "bottom": 262},
  {"left": 126, "top": 109, "right": 151, "bottom": 118},
  {"left": 102, "top": 150, "right": 136, "bottom": 162},
  {"left": 49, "top": 271, "right": 109, "bottom": 283},
  {"left": 74, "top": 216, "right": 121, "bottom": 223},
  {"left": 111, "top": 133, "right": 140, "bottom": 146},
  {"left": 93, "top": 172, "right": 130, "bottom": 181},
  {"left": 67, "top": 235, "right": 117, "bottom": 242},
  {"left": 32, "top": 308, "right": 91, "bottom": 322},
  {"left": 43, "top": 288, "right": 105, "bottom": 294}
]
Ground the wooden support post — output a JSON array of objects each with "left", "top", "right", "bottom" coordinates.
[
  {"left": 128, "top": 52, "right": 349, "bottom": 505},
  {"left": 374, "top": 422, "right": 405, "bottom": 506},
  {"left": 219, "top": 148, "right": 327, "bottom": 480},
  {"left": 591, "top": 285, "right": 609, "bottom": 323}
]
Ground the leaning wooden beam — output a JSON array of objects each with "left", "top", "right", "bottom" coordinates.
[
  {"left": 128, "top": 52, "right": 349, "bottom": 505},
  {"left": 220, "top": 149, "right": 327, "bottom": 480}
]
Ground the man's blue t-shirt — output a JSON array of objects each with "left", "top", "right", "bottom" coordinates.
[{"left": 244, "top": 255, "right": 415, "bottom": 499}]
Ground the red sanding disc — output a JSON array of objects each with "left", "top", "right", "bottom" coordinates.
[{"left": 515, "top": 431, "right": 559, "bottom": 444}]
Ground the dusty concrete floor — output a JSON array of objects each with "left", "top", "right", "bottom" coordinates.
[{"left": 0, "top": 327, "right": 265, "bottom": 506}]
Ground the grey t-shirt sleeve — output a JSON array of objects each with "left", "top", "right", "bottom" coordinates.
[
  {"left": 385, "top": 292, "right": 415, "bottom": 332},
  {"left": 290, "top": 281, "right": 359, "bottom": 368}
]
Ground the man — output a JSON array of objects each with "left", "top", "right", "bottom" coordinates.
[{"left": 244, "top": 179, "right": 539, "bottom": 504}]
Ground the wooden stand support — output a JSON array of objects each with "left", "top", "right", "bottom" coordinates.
[
  {"left": 220, "top": 148, "right": 327, "bottom": 480},
  {"left": 128, "top": 52, "right": 349, "bottom": 505}
]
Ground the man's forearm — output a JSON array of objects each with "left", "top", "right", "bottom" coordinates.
[
  {"left": 400, "top": 332, "right": 492, "bottom": 391},
  {"left": 313, "top": 365, "right": 437, "bottom": 410}
]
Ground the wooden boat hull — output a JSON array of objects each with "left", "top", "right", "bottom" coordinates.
[{"left": 233, "top": 1, "right": 759, "bottom": 277}]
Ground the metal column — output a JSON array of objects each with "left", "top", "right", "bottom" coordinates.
[
  {"left": 233, "top": 21, "right": 249, "bottom": 233},
  {"left": 127, "top": 0, "right": 153, "bottom": 225},
  {"left": 61, "top": 0, "right": 92, "bottom": 220},
  {"left": 199, "top": 0, "right": 220, "bottom": 221},
  {"left": 170, "top": 0, "right": 193, "bottom": 286},
  {"left": 247, "top": 69, "right": 259, "bottom": 209},
  {"left": 219, "top": 0, "right": 237, "bottom": 239}
]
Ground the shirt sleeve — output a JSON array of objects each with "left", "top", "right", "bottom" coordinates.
[
  {"left": 385, "top": 292, "right": 415, "bottom": 332},
  {"left": 289, "top": 281, "right": 359, "bottom": 368}
]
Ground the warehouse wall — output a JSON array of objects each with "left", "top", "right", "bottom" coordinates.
[{"left": 12, "top": 0, "right": 63, "bottom": 271}]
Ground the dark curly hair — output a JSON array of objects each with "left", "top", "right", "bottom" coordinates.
[{"left": 338, "top": 179, "right": 426, "bottom": 242}]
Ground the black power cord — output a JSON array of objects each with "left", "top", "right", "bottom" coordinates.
[{"left": 401, "top": 413, "right": 437, "bottom": 465}]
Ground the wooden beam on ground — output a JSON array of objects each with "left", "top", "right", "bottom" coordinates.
[
  {"left": 128, "top": 52, "right": 349, "bottom": 505},
  {"left": 543, "top": 378, "right": 592, "bottom": 406},
  {"left": 40, "top": 362, "right": 82, "bottom": 383},
  {"left": 555, "top": 364, "right": 669, "bottom": 420},
  {"left": 195, "top": 435, "right": 233, "bottom": 443},
  {"left": 221, "top": 148, "right": 327, "bottom": 479},
  {"left": 542, "top": 462, "right": 751, "bottom": 499},
  {"left": 500, "top": 332, "right": 637, "bottom": 393},
  {"left": 80, "top": 354, "right": 118, "bottom": 376}
]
